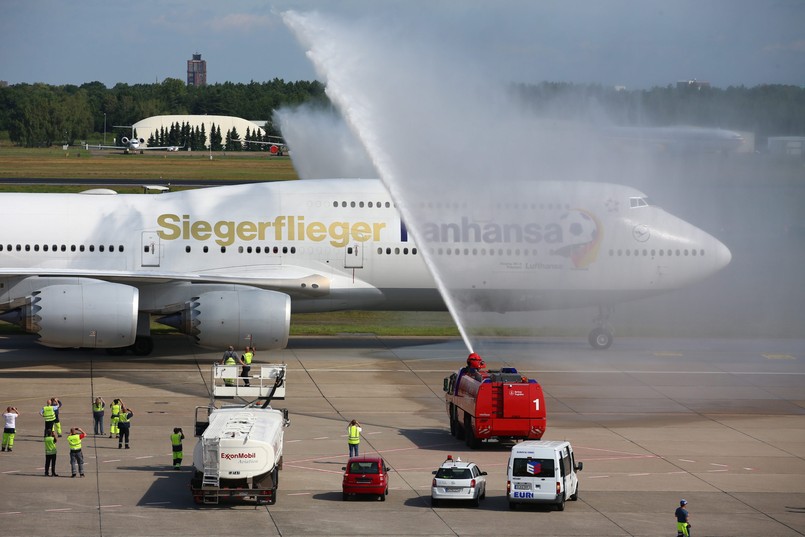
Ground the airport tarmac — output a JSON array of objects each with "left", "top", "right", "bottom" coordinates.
[{"left": 0, "top": 334, "right": 803, "bottom": 537}]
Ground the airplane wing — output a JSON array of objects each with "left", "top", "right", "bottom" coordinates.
[{"left": 0, "top": 265, "right": 331, "bottom": 298}]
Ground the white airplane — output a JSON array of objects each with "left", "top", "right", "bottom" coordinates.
[
  {"left": 243, "top": 136, "right": 289, "bottom": 155},
  {"left": 601, "top": 126, "right": 745, "bottom": 154},
  {"left": 85, "top": 127, "right": 180, "bottom": 154},
  {"left": 0, "top": 179, "right": 731, "bottom": 355}
]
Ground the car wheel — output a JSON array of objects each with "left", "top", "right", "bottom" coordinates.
[
  {"left": 471, "top": 494, "right": 480, "bottom": 507},
  {"left": 570, "top": 483, "right": 579, "bottom": 501},
  {"left": 509, "top": 501, "right": 517, "bottom": 510},
  {"left": 342, "top": 493, "right": 348, "bottom": 501},
  {"left": 379, "top": 491, "right": 386, "bottom": 502},
  {"left": 556, "top": 496, "right": 565, "bottom": 511}
]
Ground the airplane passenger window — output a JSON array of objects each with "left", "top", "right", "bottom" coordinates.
[
  {"left": 89, "top": 245, "right": 94, "bottom": 252},
  {"left": 36, "top": 245, "right": 42, "bottom": 252},
  {"left": 79, "top": 245, "right": 85, "bottom": 252},
  {"left": 0, "top": 245, "right": 3, "bottom": 251},
  {"left": 684, "top": 249, "right": 689, "bottom": 256},
  {"left": 333, "top": 201, "right": 338, "bottom": 207},
  {"left": 203, "top": 246, "right": 209, "bottom": 253},
  {"left": 185, "top": 246, "right": 191, "bottom": 253},
  {"left": 119, "top": 245, "right": 124, "bottom": 252},
  {"left": 412, "top": 248, "right": 417, "bottom": 255},
  {"left": 220, "top": 246, "right": 226, "bottom": 253},
  {"left": 359, "top": 202, "right": 364, "bottom": 208},
  {"left": 256, "top": 247, "right": 261, "bottom": 253},
  {"left": 25, "top": 245, "right": 30, "bottom": 251},
  {"left": 99, "top": 245, "right": 104, "bottom": 252}
]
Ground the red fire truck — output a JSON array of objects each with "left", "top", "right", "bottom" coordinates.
[{"left": 443, "top": 364, "right": 546, "bottom": 448}]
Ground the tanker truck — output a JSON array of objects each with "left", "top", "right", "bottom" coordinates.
[{"left": 190, "top": 364, "right": 289, "bottom": 505}]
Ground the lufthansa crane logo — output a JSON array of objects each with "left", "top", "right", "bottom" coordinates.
[{"left": 632, "top": 224, "right": 650, "bottom": 242}]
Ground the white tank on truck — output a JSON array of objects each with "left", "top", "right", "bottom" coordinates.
[{"left": 190, "top": 363, "right": 288, "bottom": 505}]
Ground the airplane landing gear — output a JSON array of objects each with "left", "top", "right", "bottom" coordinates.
[
  {"left": 588, "top": 327, "right": 613, "bottom": 350},
  {"left": 589, "top": 305, "right": 614, "bottom": 350}
]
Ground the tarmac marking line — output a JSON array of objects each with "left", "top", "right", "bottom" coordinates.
[
  {"left": 0, "top": 512, "right": 22, "bottom": 515},
  {"left": 707, "top": 469, "right": 729, "bottom": 472},
  {"left": 287, "top": 492, "right": 312, "bottom": 496},
  {"left": 710, "top": 463, "right": 729, "bottom": 467},
  {"left": 587, "top": 475, "right": 609, "bottom": 479},
  {"left": 2, "top": 470, "right": 20, "bottom": 474},
  {"left": 45, "top": 508, "right": 72, "bottom": 512},
  {"left": 628, "top": 473, "right": 651, "bottom": 477},
  {"left": 103, "top": 460, "right": 122, "bottom": 463},
  {"left": 679, "top": 459, "right": 696, "bottom": 463},
  {"left": 313, "top": 436, "right": 328, "bottom": 440},
  {"left": 99, "top": 505, "right": 122, "bottom": 508},
  {"left": 283, "top": 464, "right": 342, "bottom": 475},
  {"left": 135, "top": 456, "right": 154, "bottom": 459}
]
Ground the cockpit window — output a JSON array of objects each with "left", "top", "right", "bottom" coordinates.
[{"left": 629, "top": 197, "right": 654, "bottom": 208}]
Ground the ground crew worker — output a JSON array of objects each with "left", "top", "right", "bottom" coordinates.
[
  {"left": 117, "top": 405, "right": 133, "bottom": 449},
  {"left": 92, "top": 397, "right": 105, "bottom": 436},
  {"left": 347, "top": 419, "right": 362, "bottom": 457},
  {"left": 170, "top": 427, "right": 185, "bottom": 469},
  {"left": 675, "top": 499, "right": 691, "bottom": 537},
  {"left": 67, "top": 427, "right": 86, "bottom": 477},
  {"left": 221, "top": 346, "right": 238, "bottom": 386},
  {"left": 240, "top": 346, "right": 254, "bottom": 387},
  {"left": 51, "top": 397, "right": 63, "bottom": 437},
  {"left": 2, "top": 406, "right": 19, "bottom": 452},
  {"left": 40, "top": 398, "right": 58, "bottom": 435},
  {"left": 44, "top": 430, "right": 58, "bottom": 476},
  {"left": 109, "top": 398, "right": 121, "bottom": 439}
]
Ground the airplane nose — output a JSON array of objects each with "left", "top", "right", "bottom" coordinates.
[{"left": 709, "top": 235, "right": 732, "bottom": 274}]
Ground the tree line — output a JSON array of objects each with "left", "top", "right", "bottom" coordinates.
[
  {"left": 142, "top": 121, "right": 278, "bottom": 152},
  {"left": 0, "top": 78, "right": 803, "bottom": 147},
  {"left": 0, "top": 78, "right": 328, "bottom": 147}
]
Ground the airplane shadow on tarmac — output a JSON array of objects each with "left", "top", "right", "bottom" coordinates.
[{"left": 396, "top": 428, "right": 518, "bottom": 452}]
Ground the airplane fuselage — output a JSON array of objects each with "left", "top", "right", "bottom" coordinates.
[{"left": 0, "top": 179, "right": 730, "bottom": 352}]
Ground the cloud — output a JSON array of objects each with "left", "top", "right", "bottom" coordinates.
[
  {"left": 763, "top": 39, "right": 805, "bottom": 53},
  {"left": 209, "top": 13, "right": 275, "bottom": 33}
]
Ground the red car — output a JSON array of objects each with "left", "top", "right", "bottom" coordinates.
[{"left": 342, "top": 455, "right": 390, "bottom": 501}]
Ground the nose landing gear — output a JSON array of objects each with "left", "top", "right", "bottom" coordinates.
[{"left": 589, "top": 306, "right": 614, "bottom": 350}]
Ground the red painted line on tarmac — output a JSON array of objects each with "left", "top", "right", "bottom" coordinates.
[{"left": 284, "top": 464, "right": 343, "bottom": 475}]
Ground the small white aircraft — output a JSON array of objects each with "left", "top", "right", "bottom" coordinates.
[
  {"left": 0, "top": 179, "right": 730, "bottom": 355},
  {"left": 85, "top": 126, "right": 181, "bottom": 154},
  {"left": 601, "top": 125, "right": 745, "bottom": 154}
]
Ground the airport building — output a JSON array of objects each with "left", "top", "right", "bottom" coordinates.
[
  {"left": 187, "top": 53, "right": 207, "bottom": 87},
  {"left": 132, "top": 115, "right": 266, "bottom": 149}
]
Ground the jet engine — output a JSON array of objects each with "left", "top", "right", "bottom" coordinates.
[
  {"left": 2, "top": 280, "right": 138, "bottom": 348},
  {"left": 157, "top": 289, "right": 290, "bottom": 350}
]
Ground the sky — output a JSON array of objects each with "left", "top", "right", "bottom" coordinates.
[{"left": 1, "top": 0, "right": 804, "bottom": 90}]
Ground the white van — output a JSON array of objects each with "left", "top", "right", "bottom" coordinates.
[{"left": 506, "top": 440, "right": 582, "bottom": 511}]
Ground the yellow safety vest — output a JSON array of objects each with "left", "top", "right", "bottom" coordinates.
[
  {"left": 93, "top": 403, "right": 104, "bottom": 412},
  {"left": 111, "top": 403, "right": 121, "bottom": 416},
  {"left": 44, "top": 436, "right": 57, "bottom": 455},
  {"left": 348, "top": 425, "right": 361, "bottom": 445},
  {"left": 243, "top": 352, "right": 253, "bottom": 365},
  {"left": 170, "top": 433, "right": 183, "bottom": 447},
  {"left": 42, "top": 405, "right": 55, "bottom": 421},
  {"left": 118, "top": 412, "right": 131, "bottom": 424},
  {"left": 67, "top": 434, "right": 82, "bottom": 451},
  {"left": 225, "top": 356, "right": 236, "bottom": 365}
]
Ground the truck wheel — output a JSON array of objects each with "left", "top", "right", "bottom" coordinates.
[
  {"left": 465, "top": 426, "right": 480, "bottom": 449},
  {"left": 456, "top": 418, "right": 465, "bottom": 441},
  {"left": 449, "top": 415, "right": 457, "bottom": 437}
]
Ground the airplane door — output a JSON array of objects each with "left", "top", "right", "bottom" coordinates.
[
  {"left": 141, "top": 231, "right": 160, "bottom": 267},
  {"left": 344, "top": 243, "right": 364, "bottom": 269}
]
